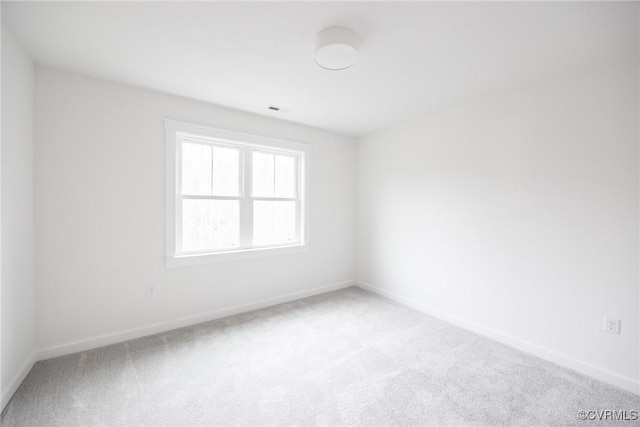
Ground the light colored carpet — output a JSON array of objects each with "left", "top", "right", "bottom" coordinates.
[{"left": 2, "top": 286, "right": 638, "bottom": 426}]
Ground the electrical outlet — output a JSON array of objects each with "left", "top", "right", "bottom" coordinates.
[
  {"left": 603, "top": 316, "right": 621, "bottom": 335},
  {"left": 147, "top": 284, "right": 157, "bottom": 297}
]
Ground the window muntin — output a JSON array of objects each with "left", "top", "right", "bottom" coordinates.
[
  {"left": 252, "top": 151, "right": 297, "bottom": 198},
  {"left": 167, "top": 121, "right": 307, "bottom": 262}
]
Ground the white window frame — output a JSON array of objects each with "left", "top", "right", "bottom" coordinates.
[{"left": 164, "top": 119, "right": 310, "bottom": 267}]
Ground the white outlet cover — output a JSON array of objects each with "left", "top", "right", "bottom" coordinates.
[
  {"left": 603, "top": 316, "right": 621, "bottom": 335},
  {"left": 147, "top": 284, "right": 157, "bottom": 296}
]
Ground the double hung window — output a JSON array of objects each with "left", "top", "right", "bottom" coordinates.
[{"left": 165, "top": 120, "right": 308, "bottom": 266}]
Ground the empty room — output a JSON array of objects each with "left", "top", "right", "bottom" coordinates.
[{"left": 1, "top": 1, "right": 639, "bottom": 426}]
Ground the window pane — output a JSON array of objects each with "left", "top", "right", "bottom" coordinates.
[
  {"left": 252, "top": 151, "right": 274, "bottom": 197},
  {"left": 182, "top": 199, "right": 239, "bottom": 252},
  {"left": 212, "top": 146, "right": 240, "bottom": 196},
  {"left": 182, "top": 142, "right": 211, "bottom": 195},
  {"left": 275, "top": 155, "right": 296, "bottom": 198},
  {"left": 253, "top": 201, "right": 296, "bottom": 246}
]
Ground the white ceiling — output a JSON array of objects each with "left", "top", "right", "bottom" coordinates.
[{"left": 3, "top": 1, "right": 638, "bottom": 137}]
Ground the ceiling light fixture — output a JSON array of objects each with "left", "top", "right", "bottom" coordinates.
[{"left": 315, "top": 27, "right": 359, "bottom": 71}]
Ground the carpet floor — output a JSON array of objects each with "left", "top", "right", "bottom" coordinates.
[{"left": 2, "top": 286, "right": 638, "bottom": 426}]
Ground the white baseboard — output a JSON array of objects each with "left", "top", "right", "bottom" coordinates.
[
  {"left": 356, "top": 280, "right": 640, "bottom": 396},
  {"left": 1, "top": 352, "right": 37, "bottom": 412},
  {"left": 38, "top": 280, "right": 355, "bottom": 361}
]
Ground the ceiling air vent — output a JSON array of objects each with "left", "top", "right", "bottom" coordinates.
[{"left": 267, "top": 105, "right": 293, "bottom": 113}]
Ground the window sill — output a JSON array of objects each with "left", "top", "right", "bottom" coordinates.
[{"left": 164, "top": 244, "right": 309, "bottom": 268}]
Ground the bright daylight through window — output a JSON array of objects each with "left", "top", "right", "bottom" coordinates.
[{"left": 164, "top": 120, "right": 308, "bottom": 266}]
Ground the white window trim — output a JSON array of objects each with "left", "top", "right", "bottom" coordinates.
[{"left": 164, "top": 119, "right": 310, "bottom": 268}]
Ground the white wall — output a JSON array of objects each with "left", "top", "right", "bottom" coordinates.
[
  {"left": 356, "top": 58, "right": 639, "bottom": 393},
  {"left": 1, "top": 26, "right": 36, "bottom": 409},
  {"left": 35, "top": 66, "right": 356, "bottom": 355}
]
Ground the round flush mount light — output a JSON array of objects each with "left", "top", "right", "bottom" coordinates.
[{"left": 315, "top": 27, "right": 359, "bottom": 71}]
